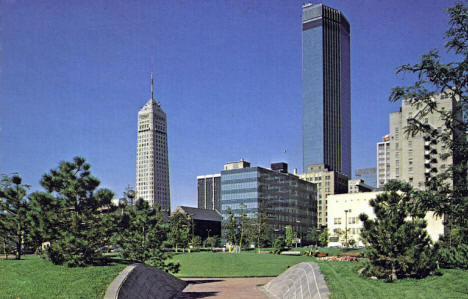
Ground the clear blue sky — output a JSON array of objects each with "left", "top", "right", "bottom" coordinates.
[{"left": 0, "top": 0, "right": 458, "bottom": 209}]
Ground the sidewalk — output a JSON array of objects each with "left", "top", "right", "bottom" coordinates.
[{"left": 177, "top": 277, "right": 273, "bottom": 299}]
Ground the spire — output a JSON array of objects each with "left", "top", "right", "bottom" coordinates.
[{"left": 151, "top": 72, "right": 154, "bottom": 100}]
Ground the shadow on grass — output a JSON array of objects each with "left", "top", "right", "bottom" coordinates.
[
  {"left": 176, "top": 291, "right": 219, "bottom": 298},
  {"left": 95, "top": 256, "right": 134, "bottom": 266},
  {"left": 184, "top": 279, "right": 224, "bottom": 284}
]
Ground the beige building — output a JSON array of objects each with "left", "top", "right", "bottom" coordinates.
[
  {"left": 136, "top": 76, "right": 171, "bottom": 212},
  {"left": 388, "top": 94, "right": 453, "bottom": 190},
  {"left": 298, "top": 164, "right": 348, "bottom": 228},
  {"left": 327, "top": 192, "right": 444, "bottom": 247},
  {"left": 348, "top": 179, "right": 373, "bottom": 193},
  {"left": 224, "top": 159, "right": 251, "bottom": 170},
  {"left": 376, "top": 134, "right": 391, "bottom": 188}
]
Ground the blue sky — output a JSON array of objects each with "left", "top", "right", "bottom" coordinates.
[{"left": 0, "top": 0, "right": 458, "bottom": 209}]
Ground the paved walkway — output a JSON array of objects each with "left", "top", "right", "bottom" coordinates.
[{"left": 177, "top": 277, "right": 273, "bottom": 299}]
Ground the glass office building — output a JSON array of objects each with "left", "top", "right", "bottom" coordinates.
[
  {"left": 221, "top": 163, "right": 317, "bottom": 238},
  {"left": 302, "top": 3, "right": 351, "bottom": 177}
]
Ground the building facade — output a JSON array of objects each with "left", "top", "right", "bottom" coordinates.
[
  {"left": 355, "top": 168, "right": 377, "bottom": 189},
  {"left": 298, "top": 163, "right": 348, "bottom": 228},
  {"left": 302, "top": 3, "right": 351, "bottom": 177},
  {"left": 327, "top": 192, "right": 444, "bottom": 246},
  {"left": 376, "top": 135, "right": 391, "bottom": 188},
  {"left": 389, "top": 94, "right": 453, "bottom": 190},
  {"left": 136, "top": 76, "right": 170, "bottom": 211},
  {"left": 197, "top": 174, "right": 221, "bottom": 213},
  {"left": 221, "top": 161, "right": 317, "bottom": 239},
  {"left": 348, "top": 179, "right": 373, "bottom": 193}
]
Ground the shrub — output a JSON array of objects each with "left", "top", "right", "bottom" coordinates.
[{"left": 437, "top": 245, "right": 468, "bottom": 269}]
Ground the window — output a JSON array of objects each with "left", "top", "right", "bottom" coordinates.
[{"left": 334, "top": 217, "right": 342, "bottom": 225}]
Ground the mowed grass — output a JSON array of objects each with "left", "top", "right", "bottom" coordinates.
[
  {"left": 171, "top": 251, "right": 313, "bottom": 277},
  {"left": 318, "top": 260, "right": 468, "bottom": 299},
  {"left": 0, "top": 255, "right": 127, "bottom": 299}
]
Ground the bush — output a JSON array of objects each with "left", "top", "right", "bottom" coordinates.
[
  {"left": 273, "top": 237, "right": 286, "bottom": 254},
  {"left": 437, "top": 245, "right": 468, "bottom": 269}
]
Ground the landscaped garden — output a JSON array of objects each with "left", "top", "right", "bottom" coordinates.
[{"left": 2, "top": 250, "right": 467, "bottom": 298}]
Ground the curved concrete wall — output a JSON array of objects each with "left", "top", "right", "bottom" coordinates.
[
  {"left": 262, "top": 262, "right": 330, "bottom": 299},
  {"left": 105, "top": 263, "right": 187, "bottom": 299}
]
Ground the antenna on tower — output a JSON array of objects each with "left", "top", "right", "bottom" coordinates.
[{"left": 151, "top": 72, "right": 154, "bottom": 100}]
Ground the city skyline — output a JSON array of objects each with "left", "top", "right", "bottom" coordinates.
[{"left": 0, "top": 1, "right": 458, "bottom": 210}]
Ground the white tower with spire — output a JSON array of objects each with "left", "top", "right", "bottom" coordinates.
[{"left": 136, "top": 74, "right": 171, "bottom": 212}]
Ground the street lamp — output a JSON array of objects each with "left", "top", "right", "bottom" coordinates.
[{"left": 344, "top": 209, "right": 352, "bottom": 248}]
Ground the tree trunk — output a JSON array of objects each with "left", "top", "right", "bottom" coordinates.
[
  {"left": 3, "top": 239, "right": 7, "bottom": 260},
  {"left": 391, "top": 263, "right": 397, "bottom": 281},
  {"left": 16, "top": 223, "right": 22, "bottom": 260}
]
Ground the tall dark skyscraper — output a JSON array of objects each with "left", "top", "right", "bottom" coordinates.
[{"left": 302, "top": 3, "right": 351, "bottom": 177}]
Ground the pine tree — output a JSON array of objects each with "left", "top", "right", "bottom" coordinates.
[
  {"left": 112, "top": 198, "right": 178, "bottom": 272},
  {"left": 28, "top": 157, "right": 116, "bottom": 267},
  {"left": 359, "top": 181, "right": 436, "bottom": 281},
  {"left": 0, "top": 175, "right": 30, "bottom": 260}
]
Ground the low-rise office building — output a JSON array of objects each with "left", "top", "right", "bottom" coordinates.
[
  {"left": 173, "top": 206, "right": 222, "bottom": 239},
  {"left": 221, "top": 160, "right": 317, "bottom": 239},
  {"left": 327, "top": 192, "right": 444, "bottom": 247},
  {"left": 298, "top": 164, "right": 348, "bottom": 228}
]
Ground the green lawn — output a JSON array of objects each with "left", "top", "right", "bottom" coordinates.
[
  {"left": 172, "top": 251, "right": 468, "bottom": 298},
  {"left": 171, "top": 251, "right": 313, "bottom": 277},
  {"left": 318, "top": 260, "right": 468, "bottom": 299},
  {"left": 0, "top": 256, "right": 127, "bottom": 299}
]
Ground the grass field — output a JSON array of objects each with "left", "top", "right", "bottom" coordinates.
[
  {"left": 171, "top": 251, "right": 313, "bottom": 277},
  {"left": 0, "top": 256, "right": 126, "bottom": 299},
  {"left": 318, "top": 260, "right": 468, "bottom": 299},
  {"left": 172, "top": 251, "right": 468, "bottom": 298},
  {"left": 2, "top": 251, "right": 467, "bottom": 299}
]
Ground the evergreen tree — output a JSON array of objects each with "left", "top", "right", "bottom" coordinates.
[
  {"left": 168, "top": 211, "right": 190, "bottom": 252},
  {"left": 237, "top": 203, "right": 248, "bottom": 249},
  {"left": 318, "top": 228, "right": 329, "bottom": 247},
  {"left": 113, "top": 198, "right": 178, "bottom": 272},
  {"left": 388, "top": 3, "right": 468, "bottom": 242},
  {"left": 284, "top": 225, "right": 296, "bottom": 247},
  {"left": 0, "top": 175, "right": 30, "bottom": 260},
  {"left": 222, "top": 207, "right": 237, "bottom": 245},
  {"left": 359, "top": 181, "right": 436, "bottom": 281},
  {"left": 28, "top": 157, "right": 116, "bottom": 267},
  {"left": 306, "top": 227, "right": 319, "bottom": 246}
]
